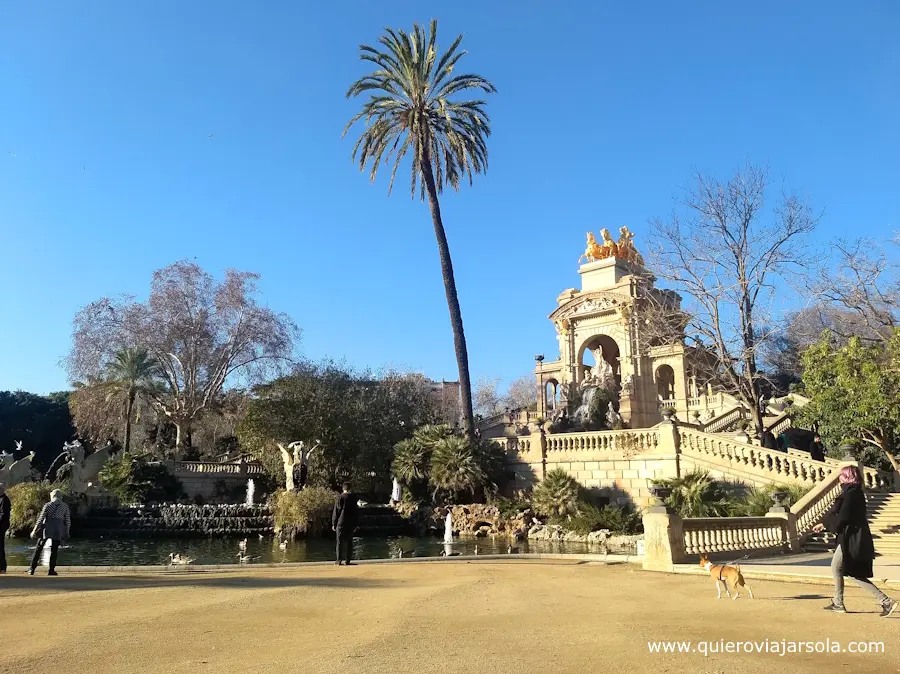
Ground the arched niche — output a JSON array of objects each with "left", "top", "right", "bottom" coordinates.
[
  {"left": 577, "top": 334, "right": 621, "bottom": 387},
  {"left": 655, "top": 364, "right": 676, "bottom": 400}
]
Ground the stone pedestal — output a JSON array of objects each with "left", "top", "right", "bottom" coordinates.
[{"left": 641, "top": 510, "right": 686, "bottom": 572}]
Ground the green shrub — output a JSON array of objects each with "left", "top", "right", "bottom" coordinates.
[
  {"left": 98, "top": 453, "right": 184, "bottom": 504},
  {"left": 271, "top": 487, "right": 337, "bottom": 539},
  {"left": 428, "top": 436, "right": 486, "bottom": 501},
  {"left": 728, "top": 483, "right": 812, "bottom": 517},
  {"left": 6, "top": 482, "right": 53, "bottom": 536},
  {"left": 489, "top": 494, "right": 531, "bottom": 520},
  {"left": 532, "top": 468, "right": 581, "bottom": 519},
  {"left": 657, "top": 470, "right": 735, "bottom": 518},
  {"left": 564, "top": 503, "right": 643, "bottom": 536}
]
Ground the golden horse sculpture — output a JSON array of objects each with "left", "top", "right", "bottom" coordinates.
[{"left": 579, "top": 227, "right": 644, "bottom": 266}]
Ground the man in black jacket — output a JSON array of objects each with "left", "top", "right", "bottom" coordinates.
[
  {"left": 809, "top": 434, "right": 826, "bottom": 462},
  {"left": 0, "top": 483, "right": 10, "bottom": 573},
  {"left": 332, "top": 483, "right": 358, "bottom": 566}
]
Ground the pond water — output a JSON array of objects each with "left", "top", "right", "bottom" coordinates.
[{"left": 3, "top": 536, "right": 604, "bottom": 567}]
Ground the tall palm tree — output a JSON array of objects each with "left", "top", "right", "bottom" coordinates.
[
  {"left": 104, "top": 347, "right": 160, "bottom": 452},
  {"left": 344, "top": 20, "right": 496, "bottom": 439}
]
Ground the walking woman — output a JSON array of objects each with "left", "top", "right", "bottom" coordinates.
[
  {"left": 813, "top": 466, "right": 897, "bottom": 616},
  {"left": 28, "top": 489, "right": 71, "bottom": 576}
]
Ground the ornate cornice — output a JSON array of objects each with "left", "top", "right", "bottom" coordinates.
[{"left": 549, "top": 291, "right": 632, "bottom": 324}]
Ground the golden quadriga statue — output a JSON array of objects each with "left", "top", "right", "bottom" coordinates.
[{"left": 578, "top": 226, "right": 644, "bottom": 266}]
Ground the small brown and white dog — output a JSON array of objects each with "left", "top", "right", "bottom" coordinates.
[{"left": 699, "top": 554, "right": 754, "bottom": 600}]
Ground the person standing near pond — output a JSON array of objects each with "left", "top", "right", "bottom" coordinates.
[
  {"left": 28, "top": 489, "right": 71, "bottom": 576},
  {"left": 332, "top": 482, "right": 358, "bottom": 566},
  {"left": 0, "top": 483, "right": 10, "bottom": 573},
  {"left": 813, "top": 465, "right": 897, "bottom": 617}
]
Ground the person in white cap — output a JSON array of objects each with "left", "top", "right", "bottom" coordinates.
[{"left": 28, "top": 489, "right": 71, "bottom": 576}]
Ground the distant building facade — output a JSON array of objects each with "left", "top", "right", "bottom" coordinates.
[{"left": 427, "top": 379, "right": 461, "bottom": 426}]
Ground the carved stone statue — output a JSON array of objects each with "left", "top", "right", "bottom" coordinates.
[
  {"left": 620, "top": 374, "right": 634, "bottom": 398},
  {"left": 278, "top": 440, "right": 322, "bottom": 491},
  {"left": 60, "top": 439, "right": 112, "bottom": 495},
  {"left": 598, "top": 229, "right": 618, "bottom": 259},
  {"left": 606, "top": 402, "right": 623, "bottom": 429},
  {"left": 0, "top": 443, "right": 35, "bottom": 487}
]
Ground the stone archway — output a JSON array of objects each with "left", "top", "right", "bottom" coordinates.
[
  {"left": 544, "top": 379, "right": 560, "bottom": 410},
  {"left": 578, "top": 335, "right": 621, "bottom": 388},
  {"left": 655, "top": 364, "right": 676, "bottom": 400}
]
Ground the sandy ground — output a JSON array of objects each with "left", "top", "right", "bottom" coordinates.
[{"left": 1, "top": 561, "right": 898, "bottom": 674}]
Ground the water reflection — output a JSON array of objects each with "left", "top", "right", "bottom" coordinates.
[{"left": 2, "top": 536, "right": 606, "bottom": 567}]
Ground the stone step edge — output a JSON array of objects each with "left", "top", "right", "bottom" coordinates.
[
  {"left": 663, "top": 564, "right": 900, "bottom": 590},
  {"left": 0, "top": 553, "right": 638, "bottom": 574}
]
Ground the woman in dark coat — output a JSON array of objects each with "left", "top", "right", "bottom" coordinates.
[{"left": 813, "top": 466, "right": 897, "bottom": 616}]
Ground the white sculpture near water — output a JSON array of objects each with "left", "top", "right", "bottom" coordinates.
[
  {"left": 60, "top": 439, "right": 112, "bottom": 495},
  {"left": 581, "top": 347, "right": 616, "bottom": 392},
  {"left": 277, "top": 440, "right": 322, "bottom": 491},
  {"left": 606, "top": 402, "right": 623, "bottom": 429},
  {"left": 0, "top": 441, "right": 35, "bottom": 487},
  {"left": 443, "top": 511, "right": 453, "bottom": 543},
  {"left": 390, "top": 478, "right": 402, "bottom": 504}
]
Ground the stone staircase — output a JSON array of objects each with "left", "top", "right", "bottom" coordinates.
[
  {"left": 868, "top": 493, "right": 900, "bottom": 556},
  {"left": 802, "top": 492, "right": 900, "bottom": 557}
]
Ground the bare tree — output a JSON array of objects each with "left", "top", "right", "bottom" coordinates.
[
  {"left": 67, "top": 261, "right": 299, "bottom": 456},
  {"left": 648, "top": 165, "right": 818, "bottom": 433},
  {"left": 474, "top": 376, "right": 503, "bottom": 418},
  {"left": 813, "top": 236, "right": 898, "bottom": 344},
  {"left": 504, "top": 376, "right": 537, "bottom": 411}
]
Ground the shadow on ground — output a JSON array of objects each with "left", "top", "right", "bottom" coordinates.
[{"left": 0, "top": 573, "right": 399, "bottom": 594}]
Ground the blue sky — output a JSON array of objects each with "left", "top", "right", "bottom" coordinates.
[{"left": 1, "top": 1, "right": 897, "bottom": 395}]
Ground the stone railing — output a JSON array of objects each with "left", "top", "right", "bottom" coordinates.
[
  {"left": 682, "top": 516, "right": 788, "bottom": 555},
  {"left": 702, "top": 406, "right": 746, "bottom": 434},
  {"left": 678, "top": 428, "right": 831, "bottom": 486},
  {"left": 545, "top": 429, "right": 660, "bottom": 454},
  {"left": 791, "top": 468, "right": 843, "bottom": 536},
  {"left": 766, "top": 413, "right": 792, "bottom": 436},
  {"left": 171, "top": 461, "right": 265, "bottom": 476},
  {"left": 658, "top": 399, "right": 677, "bottom": 411}
]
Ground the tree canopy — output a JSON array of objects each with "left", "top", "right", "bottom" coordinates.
[
  {"left": 799, "top": 330, "right": 900, "bottom": 472},
  {"left": 237, "top": 361, "right": 437, "bottom": 490},
  {"left": 0, "top": 390, "right": 76, "bottom": 475},
  {"left": 66, "top": 261, "right": 299, "bottom": 453}
]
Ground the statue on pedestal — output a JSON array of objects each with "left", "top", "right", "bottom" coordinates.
[
  {"left": 606, "top": 402, "right": 623, "bottom": 429},
  {"left": 0, "top": 441, "right": 35, "bottom": 487}
]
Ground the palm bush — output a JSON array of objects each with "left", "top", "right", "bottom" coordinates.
[
  {"left": 728, "top": 483, "right": 812, "bottom": 517},
  {"left": 6, "top": 482, "right": 52, "bottom": 536},
  {"left": 657, "top": 470, "right": 736, "bottom": 518},
  {"left": 475, "top": 439, "right": 508, "bottom": 493},
  {"left": 566, "top": 503, "right": 643, "bottom": 536},
  {"left": 392, "top": 438, "right": 431, "bottom": 502},
  {"left": 428, "top": 436, "right": 486, "bottom": 501},
  {"left": 532, "top": 468, "right": 582, "bottom": 519},
  {"left": 271, "top": 487, "right": 337, "bottom": 539}
]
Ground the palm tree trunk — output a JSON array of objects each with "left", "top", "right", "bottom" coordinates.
[
  {"left": 124, "top": 391, "right": 135, "bottom": 453},
  {"left": 419, "top": 156, "right": 476, "bottom": 439}
]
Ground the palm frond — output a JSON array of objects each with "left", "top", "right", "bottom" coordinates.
[{"left": 344, "top": 20, "right": 496, "bottom": 199}]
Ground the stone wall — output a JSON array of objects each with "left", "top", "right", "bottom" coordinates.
[{"left": 167, "top": 460, "right": 265, "bottom": 503}]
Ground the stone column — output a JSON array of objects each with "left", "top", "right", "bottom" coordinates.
[{"left": 641, "top": 507, "right": 686, "bottom": 572}]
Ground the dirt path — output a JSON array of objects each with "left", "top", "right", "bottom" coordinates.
[{"left": 1, "top": 561, "right": 897, "bottom": 674}]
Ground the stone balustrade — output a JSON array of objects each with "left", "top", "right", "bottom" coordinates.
[
  {"left": 702, "top": 406, "right": 745, "bottom": 434},
  {"left": 678, "top": 428, "right": 831, "bottom": 486},
  {"left": 682, "top": 516, "right": 788, "bottom": 555},
  {"left": 658, "top": 399, "right": 677, "bottom": 411},
  {"left": 171, "top": 461, "right": 264, "bottom": 476},
  {"left": 544, "top": 429, "right": 660, "bottom": 454},
  {"left": 791, "top": 469, "right": 843, "bottom": 535}
]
